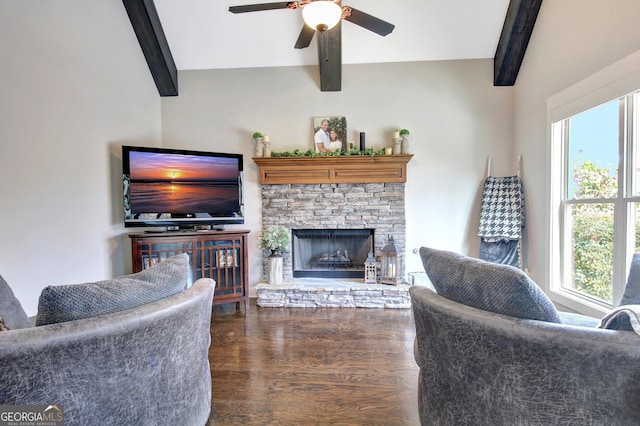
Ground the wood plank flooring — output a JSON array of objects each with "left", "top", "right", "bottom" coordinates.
[{"left": 206, "top": 300, "right": 419, "bottom": 425}]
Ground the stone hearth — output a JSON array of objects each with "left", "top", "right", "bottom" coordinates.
[{"left": 256, "top": 278, "right": 411, "bottom": 308}]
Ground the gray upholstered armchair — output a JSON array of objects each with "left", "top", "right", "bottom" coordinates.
[
  {"left": 0, "top": 254, "right": 214, "bottom": 426},
  {"left": 410, "top": 247, "right": 640, "bottom": 425}
]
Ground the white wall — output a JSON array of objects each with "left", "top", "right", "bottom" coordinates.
[
  {"left": 0, "top": 2, "right": 516, "bottom": 312},
  {"left": 3, "top": 0, "right": 637, "bottom": 316},
  {"left": 512, "top": 0, "right": 640, "bottom": 306},
  {"left": 0, "top": 1, "right": 161, "bottom": 315},
  {"left": 161, "top": 60, "right": 514, "bottom": 296}
]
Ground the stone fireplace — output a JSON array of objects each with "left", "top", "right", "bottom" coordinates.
[
  {"left": 261, "top": 183, "right": 406, "bottom": 280},
  {"left": 254, "top": 155, "right": 413, "bottom": 308}
]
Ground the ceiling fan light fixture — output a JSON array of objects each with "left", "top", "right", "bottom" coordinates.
[{"left": 302, "top": 1, "right": 342, "bottom": 32}]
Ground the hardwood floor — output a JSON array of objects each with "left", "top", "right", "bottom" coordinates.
[{"left": 206, "top": 299, "right": 420, "bottom": 425}]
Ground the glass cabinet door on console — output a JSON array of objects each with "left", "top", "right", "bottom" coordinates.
[{"left": 129, "top": 230, "right": 249, "bottom": 309}]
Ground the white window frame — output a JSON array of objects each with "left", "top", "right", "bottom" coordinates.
[{"left": 546, "top": 50, "right": 640, "bottom": 318}]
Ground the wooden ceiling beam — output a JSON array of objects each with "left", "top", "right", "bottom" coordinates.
[
  {"left": 122, "top": 0, "right": 537, "bottom": 93},
  {"left": 123, "top": 0, "right": 178, "bottom": 96},
  {"left": 494, "top": 0, "right": 543, "bottom": 86}
]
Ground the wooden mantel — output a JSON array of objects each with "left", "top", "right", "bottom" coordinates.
[{"left": 253, "top": 155, "right": 413, "bottom": 185}]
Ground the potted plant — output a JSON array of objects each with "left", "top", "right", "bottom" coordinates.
[
  {"left": 258, "top": 225, "right": 290, "bottom": 254},
  {"left": 258, "top": 226, "right": 290, "bottom": 285},
  {"left": 399, "top": 129, "right": 410, "bottom": 154},
  {"left": 252, "top": 131, "right": 264, "bottom": 157}
]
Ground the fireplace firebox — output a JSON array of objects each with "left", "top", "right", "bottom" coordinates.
[{"left": 292, "top": 229, "right": 375, "bottom": 278}]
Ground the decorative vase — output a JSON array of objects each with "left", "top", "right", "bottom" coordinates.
[
  {"left": 267, "top": 249, "right": 283, "bottom": 285},
  {"left": 254, "top": 137, "right": 264, "bottom": 157},
  {"left": 401, "top": 135, "right": 410, "bottom": 154},
  {"left": 393, "top": 138, "right": 402, "bottom": 155}
]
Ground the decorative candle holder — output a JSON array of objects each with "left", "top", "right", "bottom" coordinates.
[
  {"left": 380, "top": 236, "right": 401, "bottom": 285},
  {"left": 364, "top": 251, "right": 377, "bottom": 284},
  {"left": 392, "top": 138, "right": 402, "bottom": 155}
]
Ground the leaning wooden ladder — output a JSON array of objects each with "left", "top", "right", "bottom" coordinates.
[{"left": 478, "top": 156, "right": 524, "bottom": 269}]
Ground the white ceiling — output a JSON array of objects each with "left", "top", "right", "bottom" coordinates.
[{"left": 153, "top": 0, "right": 511, "bottom": 71}]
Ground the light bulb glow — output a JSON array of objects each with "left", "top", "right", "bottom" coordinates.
[{"left": 302, "top": 1, "right": 342, "bottom": 32}]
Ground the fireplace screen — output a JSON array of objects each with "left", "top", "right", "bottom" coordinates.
[{"left": 292, "top": 229, "right": 374, "bottom": 278}]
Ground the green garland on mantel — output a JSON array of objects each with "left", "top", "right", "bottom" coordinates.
[{"left": 269, "top": 148, "right": 388, "bottom": 158}]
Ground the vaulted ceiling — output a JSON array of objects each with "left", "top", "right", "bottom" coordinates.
[{"left": 123, "top": 0, "right": 542, "bottom": 96}]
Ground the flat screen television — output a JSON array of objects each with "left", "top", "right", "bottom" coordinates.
[{"left": 122, "top": 145, "right": 244, "bottom": 229}]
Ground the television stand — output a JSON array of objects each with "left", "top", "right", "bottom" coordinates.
[{"left": 129, "top": 230, "right": 249, "bottom": 309}]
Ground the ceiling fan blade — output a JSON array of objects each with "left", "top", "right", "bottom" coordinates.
[
  {"left": 229, "top": 2, "right": 293, "bottom": 13},
  {"left": 342, "top": 7, "right": 395, "bottom": 36},
  {"left": 294, "top": 25, "right": 316, "bottom": 49},
  {"left": 317, "top": 22, "right": 341, "bottom": 92}
]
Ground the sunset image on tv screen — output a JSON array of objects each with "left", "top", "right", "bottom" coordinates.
[{"left": 127, "top": 151, "right": 240, "bottom": 215}]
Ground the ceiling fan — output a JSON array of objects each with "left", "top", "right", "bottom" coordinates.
[{"left": 229, "top": 0, "right": 395, "bottom": 91}]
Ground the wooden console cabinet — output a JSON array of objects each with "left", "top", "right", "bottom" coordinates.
[{"left": 129, "top": 230, "right": 249, "bottom": 309}]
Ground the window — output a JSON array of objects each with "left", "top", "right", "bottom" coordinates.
[
  {"left": 547, "top": 50, "right": 640, "bottom": 316},
  {"left": 551, "top": 92, "right": 640, "bottom": 309}
]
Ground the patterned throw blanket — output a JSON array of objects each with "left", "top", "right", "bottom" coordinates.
[{"left": 478, "top": 176, "right": 525, "bottom": 241}]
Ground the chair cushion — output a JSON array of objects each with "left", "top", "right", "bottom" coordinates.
[
  {"left": 620, "top": 253, "right": 640, "bottom": 305},
  {"left": 598, "top": 304, "right": 640, "bottom": 333},
  {"left": 558, "top": 311, "right": 600, "bottom": 328},
  {"left": 0, "top": 274, "right": 33, "bottom": 329},
  {"left": 419, "top": 247, "right": 562, "bottom": 323},
  {"left": 36, "top": 253, "right": 190, "bottom": 326}
]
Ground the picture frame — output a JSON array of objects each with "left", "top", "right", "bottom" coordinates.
[
  {"left": 313, "top": 116, "right": 347, "bottom": 152},
  {"left": 218, "top": 249, "right": 236, "bottom": 268}
]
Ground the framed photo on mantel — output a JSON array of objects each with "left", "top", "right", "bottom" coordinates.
[{"left": 313, "top": 116, "right": 347, "bottom": 153}]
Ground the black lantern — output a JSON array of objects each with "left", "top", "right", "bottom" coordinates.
[
  {"left": 380, "top": 236, "right": 401, "bottom": 285},
  {"left": 364, "top": 251, "right": 377, "bottom": 284}
]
